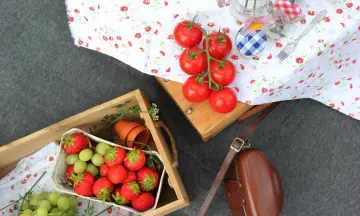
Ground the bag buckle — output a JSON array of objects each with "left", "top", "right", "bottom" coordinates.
[{"left": 230, "top": 138, "right": 249, "bottom": 152}]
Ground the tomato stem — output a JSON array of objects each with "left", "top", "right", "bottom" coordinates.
[
  {"left": 210, "top": 56, "right": 222, "bottom": 63},
  {"left": 194, "top": 49, "right": 206, "bottom": 55},
  {"left": 199, "top": 29, "right": 213, "bottom": 89},
  {"left": 197, "top": 22, "right": 223, "bottom": 91},
  {"left": 208, "top": 36, "right": 219, "bottom": 40}
]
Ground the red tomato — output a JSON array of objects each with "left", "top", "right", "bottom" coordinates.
[
  {"left": 174, "top": 21, "right": 203, "bottom": 48},
  {"left": 182, "top": 76, "right": 210, "bottom": 103},
  {"left": 179, "top": 47, "right": 207, "bottom": 75},
  {"left": 210, "top": 60, "right": 236, "bottom": 86},
  {"left": 203, "top": 32, "right": 232, "bottom": 59},
  {"left": 209, "top": 88, "right": 237, "bottom": 113}
]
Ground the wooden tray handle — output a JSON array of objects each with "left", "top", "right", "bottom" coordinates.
[{"left": 155, "top": 121, "right": 179, "bottom": 168}]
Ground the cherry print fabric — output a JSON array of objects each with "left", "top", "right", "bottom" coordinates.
[{"left": 65, "top": 0, "right": 360, "bottom": 120}]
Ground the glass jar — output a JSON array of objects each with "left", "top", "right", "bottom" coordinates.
[
  {"left": 263, "top": 9, "right": 290, "bottom": 40},
  {"left": 230, "top": 0, "right": 268, "bottom": 20}
]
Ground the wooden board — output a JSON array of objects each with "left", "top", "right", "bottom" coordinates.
[
  {"left": 0, "top": 90, "right": 189, "bottom": 215},
  {"left": 157, "top": 77, "right": 253, "bottom": 141}
]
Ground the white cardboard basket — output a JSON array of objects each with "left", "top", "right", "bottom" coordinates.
[{"left": 51, "top": 128, "right": 166, "bottom": 215}]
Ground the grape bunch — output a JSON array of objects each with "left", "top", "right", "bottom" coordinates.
[
  {"left": 20, "top": 191, "right": 77, "bottom": 216},
  {"left": 66, "top": 142, "right": 109, "bottom": 177}
]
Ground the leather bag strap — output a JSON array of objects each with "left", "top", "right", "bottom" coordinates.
[{"left": 197, "top": 102, "right": 280, "bottom": 216}]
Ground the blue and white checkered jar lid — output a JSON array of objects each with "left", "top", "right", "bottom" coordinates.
[{"left": 235, "top": 28, "right": 267, "bottom": 57}]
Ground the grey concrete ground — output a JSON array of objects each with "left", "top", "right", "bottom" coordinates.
[{"left": 1, "top": 1, "right": 360, "bottom": 215}]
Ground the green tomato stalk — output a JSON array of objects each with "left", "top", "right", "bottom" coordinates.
[{"left": 190, "top": 23, "right": 223, "bottom": 91}]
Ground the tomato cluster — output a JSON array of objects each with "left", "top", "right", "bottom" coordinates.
[{"left": 173, "top": 20, "right": 237, "bottom": 114}]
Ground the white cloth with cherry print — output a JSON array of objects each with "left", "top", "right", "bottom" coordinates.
[
  {"left": 0, "top": 142, "right": 132, "bottom": 216},
  {"left": 65, "top": 0, "right": 360, "bottom": 120}
]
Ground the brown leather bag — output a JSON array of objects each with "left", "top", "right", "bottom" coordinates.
[
  {"left": 224, "top": 148, "right": 284, "bottom": 215},
  {"left": 198, "top": 103, "right": 283, "bottom": 216}
]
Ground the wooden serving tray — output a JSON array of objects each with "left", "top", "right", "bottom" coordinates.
[
  {"left": 0, "top": 90, "right": 189, "bottom": 216},
  {"left": 157, "top": 78, "right": 253, "bottom": 141}
]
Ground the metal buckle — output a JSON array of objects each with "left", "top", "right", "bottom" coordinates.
[
  {"left": 230, "top": 138, "right": 251, "bottom": 152},
  {"left": 230, "top": 138, "right": 245, "bottom": 152}
]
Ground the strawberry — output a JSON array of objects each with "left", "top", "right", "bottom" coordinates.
[
  {"left": 72, "top": 171, "right": 94, "bottom": 196},
  {"left": 137, "top": 167, "right": 159, "bottom": 191},
  {"left": 92, "top": 177, "right": 114, "bottom": 201},
  {"left": 112, "top": 187, "right": 130, "bottom": 205},
  {"left": 120, "top": 182, "right": 141, "bottom": 201},
  {"left": 124, "top": 148, "right": 146, "bottom": 171},
  {"left": 108, "top": 165, "right": 128, "bottom": 184},
  {"left": 62, "top": 133, "right": 89, "bottom": 154},
  {"left": 104, "top": 147, "right": 126, "bottom": 167},
  {"left": 124, "top": 171, "right": 137, "bottom": 183},
  {"left": 132, "top": 192, "right": 155, "bottom": 211},
  {"left": 100, "top": 164, "right": 110, "bottom": 177},
  {"left": 66, "top": 165, "right": 75, "bottom": 183}
]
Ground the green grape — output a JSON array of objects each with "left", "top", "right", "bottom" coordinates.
[
  {"left": 91, "top": 154, "right": 104, "bottom": 166},
  {"left": 66, "top": 154, "right": 79, "bottom": 165},
  {"left": 38, "top": 200, "right": 51, "bottom": 211},
  {"left": 50, "top": 208, "right": 61, "bottom": 213},
  {"left": 79, "top": 149, "right": 93, "bottom": 161},
  {"left": 65, "top": 208, "right": 77, "bottom": 216},
  {"left": 36, "top": 207, "right": 48, "bottom": 216},
  {"left": 23, "top": 209, "right": 33, "bottom": 214},
  {"left": 20, "top": 214, "right": 31, "bottom": 216},
  {"left": 38, "top": 192, "right": 50, "bottom": 200},
  {"left": 48, "top": 191, "right": 60, "bottom": 205},
  {"left": 57, "top": 196, "right": 70, "bottom": 211},
  {"left": 29, "top": 196, "right": 38, "bottom": 209},
  {"left": 68, "top": 196, "right": 78, "bottom": 209},
  {"left": 96, "top": 142, "right": 111, "bottom": 155},
  {"left": 86, "top": 163, "right": 99, "bottom": 176},
  {"left": 74, "top": 160, "right": 87, "bottom": 173}
]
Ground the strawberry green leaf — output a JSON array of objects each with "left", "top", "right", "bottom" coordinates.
[
  {"left": 128, "top": 182, "right": 141, "bottom": 195},
  {"left": 140, "top": 173, "right": 156, "bottom": 191},
  {"left": 72, "top": 173, "right": 86, "bottom": 186},
  {"left": 105, "top": 148, "right": 116, "bottom": 161},
  {"left": 98, "top": 188, "right": 111, "bottom": 202},
  {"left": 62, "top": 135, "right": 74, "bottom": 147},
  {"left": 125, "top": 149, "right": 141, "bottom": 165},
  {"left": 112, "top": 193, "right": 130, "bottom": 205}
]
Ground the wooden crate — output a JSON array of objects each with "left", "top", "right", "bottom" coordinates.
[
  {"left": 0, "top": 90, "right": 189, "bottom": 216},
  {"left": 157, "top": 78, "right": 253, "bottom": 141}
]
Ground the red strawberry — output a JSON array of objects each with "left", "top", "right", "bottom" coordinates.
[
  {"left": 104, "top": 147, "right": 126, "bottom": 166},
  {"left": 73, "top": 171, "right": 94, "bottom": 196},
  {"left": 132, "top": 192, "right": 155, "bottom": 211},
  {"left": 100, "top": 164, "right": 110, "bottom": 177},
  {"left": 137, "top": 167, "right": 159, "bottom": 191},
  {"left": 112, "top": 187, "right": 130, "bottom": 205},
  {"left": 120, "top": 182, "right": 141, "bottom": 201},
  {"left": 62, "top": 133, "right": 89, "bottom": 154},
  {"left": 66, "top": 165, "right": 75, "bottom": 183},
  {"left": 124, "top": 171, "right": 137, "bottom": 183},
  {"left": 108, "top": 165, "right": 128, "bottom": 184},
  {"left": 92, "top": 177, "right": 114, "bottom": 201},
  {"left": 124, "top": 148, "right": 146, "bottom": 171}
]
